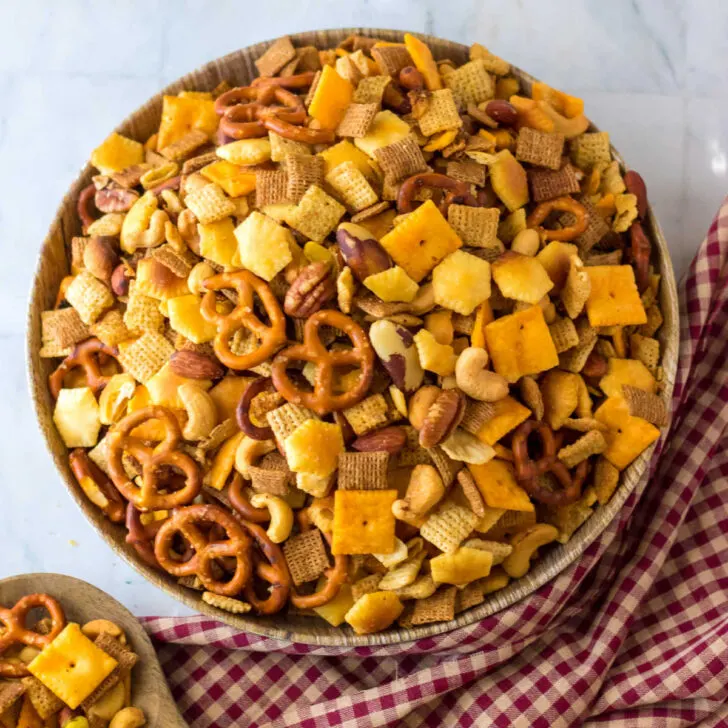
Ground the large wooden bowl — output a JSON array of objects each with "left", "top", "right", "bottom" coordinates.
[
  {"left": 27, "top": 28, "right": 679, "bottom": 646},
  {"left": 0, "top": 573, "right": 185, "bottom": 727}
]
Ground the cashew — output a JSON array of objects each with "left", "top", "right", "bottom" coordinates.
[
  {"left": 455, "top": 347, "right": 509, "bottom": 402},
  {"left": 392, "top": 464, "right": 445, "bottom": 527},
  {"left": 177, "top": 208, "right": 201, "bottom": 254},
  {"left": 234, "top": 436, "right": 276, "bottom": 478},
  {"left": 187, "top": 261, "right": 217, "bottom": 296},
  {"left": 408, "top": 385, "right": 441, "bottom": 430},
  {"left": 88, "top": 681, "right": 126, "bottom": 721},
  {"left": 511, "top": 228, "right": 540, "bottom": 256},
  {"left": 502, "top": 524, "right": 559, "bottom": 578},
  {"left": 109, "top": 707, "right": 146, "bottom": 728},
  {"left": 307, "top": 497, "right": 335, "bottom": 534},
  {"left": 178, "top": 383, "right": 218, "bottom": 441},
  {"left": 18, "top": 646, "right": 41, "bottom": 663},
  {"left": 250, "top": 493, "right": 294, "bottom": 543},
  {"left": 81, "top": 619, "right": 126, "bottom": 645},
  {"left": 125, "top": 209, "right": 169, "bottom": 253}
]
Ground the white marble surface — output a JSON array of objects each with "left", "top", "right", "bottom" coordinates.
[{"left": 1, "top": 0, "right": 726, "bottom": 617}]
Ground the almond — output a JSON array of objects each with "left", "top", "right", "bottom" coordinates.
[
  {"left": 624, "top": 170, "right": 648, "bottom": 220},
  {"left": 170, "top": 350, "right": 225, "bottom": 380},
  {"left": 352, "top": 426, "right": 407, "bottom": 455},
  {"left": 84, "top": 237, "right": 119, "bottom": 282}
]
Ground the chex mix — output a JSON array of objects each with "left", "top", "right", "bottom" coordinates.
[{"left": 41, "top": 32, "right": 666, "bottom": 635}]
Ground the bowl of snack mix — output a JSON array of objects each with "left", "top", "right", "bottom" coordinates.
[
  {"left": 0, "top": 573, "right": 184, "bottom": 726},
  {"left": 27, "top": 29, "right": 679, "bottom": 645}
]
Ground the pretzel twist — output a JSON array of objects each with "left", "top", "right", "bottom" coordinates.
[
  {"left": 240, "top": 519, "right": 291, "bottom": 614},
  {"left": 201, "top": 271, "right": 287, "bottom": 371},
  {"left": 125, "top": 502, "right": 163, "bottom": 569},
  {"left": 49, "top": 338, "right": 120, "bottom": 400},
  {"left": 236, "top": 377, "right": 275, "bottom": 441},
  {"left": 397, "top": 172, "right": 478, "bottom": 215},
  {"left": 527, "top": 196, "right": 589, "bottom": 242},
  {"left": 69, "top": 448, "right": 126, "bottom": 523},
  {"left": 154, "top": 504, "right": 252, "bottom": 596},
  {"left": 228, "top": 472, "right": 269, "bottom": 524},
  {"left": 511, "top": 420, "right": 588, "bottom": 506},
  {"left": 271, "top": 309, "right": 374, "bottom": 415},
  {"left": 107, "top": 406, "right": 202, "bottom": 511},
  {"left": 0, "top": 594, "right": 66, "bottom": 678}
]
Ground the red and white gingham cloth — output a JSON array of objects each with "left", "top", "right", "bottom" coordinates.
[{"left": 143, "top": 203, "right": 728, "bottom": 728}]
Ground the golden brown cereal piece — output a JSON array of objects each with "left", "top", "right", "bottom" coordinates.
[
  {"left": 336, "top": 102, "right": 379, "bottom": 138},
  {"left": 286, "top": 184, "right": 346, "bottom": 241},
  {"left": 151, "top": 243, "right": 195, "bottom": 278},
  {"left": 428, "top": 444, "right": 464, "bottom": 486},
  {"left": 548, "top": 317, "right": 579, "bottom": 353},
  {"left": 201, "top": 592, "right": 252, "bottom": 614},
  {"left": 248, "top": 466, "right": 290, "bottom": 497},
  {"left": 255, "top": 169, "right": 290, "bottom": 208},
  {"left": 326, "top": 161, "right": 379, "bottom": 212},
  {"left": 343, "top": 394, "right": 389, "bottom": 436},
  {"left": 562, "top": 417, "right": 608, "bottom": 433},
  {"left": 462, "top": 538, "right": 513, "bottom": 565},
  {"left": 519, "top": 376, "right": 544, "bottom": 420},
  {"left": 374, "top": 135, "right": 429, "bottom": 183},
  {"left": 447, "top": 205, "right": 501, "bottom": 250},
  {"left": 469, "top": 43, "right": 510, "bottom": 75},
  {"left": 286, "top": 154, "right": 325, "bottom": 203},
  {"left": 94, "top": 632, "right": 138, "bottom": 671},
  {"left": 65, "top": 270, "right": 114, "bottom": 324},
  {"left": 337, "top": 451, "right": 389, "bottom": 490},
  {"left": 420, "top": 499, "right": 478, "bottom": 553},
  {"left": 541, "top": 369, "right": 580, "bottom": 430},
  {"left": 0, "top": 681, "right": 25, "bottom": 717},
  {"left": 561, "top": 259, "right": 592, "bottom": 319},
  {"left": 267, "top": 403, "right": 316, "bottom": 447},
  {"left": 483, "top": 509, "right": 537, "bottom": 541},
  {"left": 570, "top": 131, "right": 611, "bottom": 170},
  {"left": 593, "top": 456, "right": 620, "bottom": 505},
  {"left": 460, "top": 400, "right": 496, "bottom": 435},
  {"left": 351, "top": 574, "right": 384, "bottom": 602},
  {"left": 639, "top": 305, "right": 664, "bottom": 338},
  {"left": 630, "top": 333, "right": 660, "bottom": 371},
  {"left": 558, "top": 319, "right": 598, "bottom": 373},
  {"left": 269, "top": 131, "right": 311, "bottom": 162},
  {"left": 350, "top": 201, "right": 392, "bottom": 224},
  {"left": 185, "top": 183, "right": 236, "bottom": 224},
  {"left": 445, "top": 59, "right": 494, "bottom": 106},
  {"left": 622, "top": 385, "right": 668, "bottom": 427},
  {"left": 456, "top": 468, "right": 486, "bottom": 517},
  {"left": 199, "top": 418, "right": 239, "bottom": 452},
  {"left": 557, "top": 429, "right": 607, "bottom": 468},
  {"left": 89, "top": 309, "right": 132, "bottom": 348},
  {"left": 515, "top": 128, "right": 564, "bottom": 170},
  {"left": 542, "top": 488, "right": 597, "bottom": 543},
  {"left": 41, "top": 308, "right": 90, "bottom": 353},
  {"left": 20, "top": 677, "right": 64, "bottom": 720},
  {"left": 283, "top": 529, "right": 330, "bottom": 586},
  {"left": 529, "top": 165, "right": 581, "bottom": 202},
  {"left": 411, "top": 586, "right": 457, "bottom": 625},
  {"left": 456, "top": 581, "right": 485, "bottom": 612},
  {"left": 159, "top": 129, "right": 209, "bottom": 161},
  {"left": 418, "top": 89, "right": 462, "bottom": 136},
  {"left": 353, "top": 75, "right": 392, "bottom": 104},
  {"left": 446, "top": 159, "right": 486, "bottom": 186},
  {"left": 371, "top": 45, "right": 413, "bottom": 77},
  {"left": 117, "top": 332, "right": 175, "bottom": 383},
  {"left": 123, "top": 286, "right": 164, "bottom": 333},
  {"left": 255, "top": 36, "right": 296, "bottom": 77}
]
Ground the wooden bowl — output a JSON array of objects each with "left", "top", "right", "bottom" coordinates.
[
  {"left": 26, "top": 28, "right": 679, "bottom": 647},
  {"left": 0, "top": 573, "right": 185, "bottom": 727}
]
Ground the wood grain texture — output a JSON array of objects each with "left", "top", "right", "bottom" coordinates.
[
  {"left": 0, "top": 573, "right": 185, "bottom": 727},
  {"left": 26, "top": 28, "right": 679, "bottom": 647}
]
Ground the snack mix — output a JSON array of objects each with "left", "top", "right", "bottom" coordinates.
[
  {"left": 0, "top": 594, "right": 145, "bottom": 727},
  {"left": 41, "top": 33, "right": 667, "bottom": 635}
]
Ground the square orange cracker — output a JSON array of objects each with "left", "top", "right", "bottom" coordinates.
[
  {"left": 332, "top": 489, "right": 398, "bottom": 555},
  {"left": 468, "top": 459, "right": 534, "bottom": 512},
  {"left": 594, "top": 396, "right": 660, "bottom": 470},
  {"left": 157, "top": 93, "right": 217, "bottom": 150},
  {"left": 474, "top": 396, "right": 531, "bottom": 445},
  {"left": 283, "top": 529, "right": 330, "bottom": 585},
  {"left": 541, "top": 369, "right": 580, "bottom": 430},
  {"left": 200, "top": 159, "right": 256, "bottom": 198},
  {"left": 515, "top": 127, "right": 565, "bottom": 170},
  {"left": 585, "top": 265, "right": 647, "bottom": 327},
  {"left": 379, "top": 199, "right": 463, "bottom": 282},
  {"left": 90, "top": 132, "right": 144, "bottom": 175},
  {"left": 484, "top": 305, "right": 559, "bottom": 383},
  {"left": 600, "top": 358, "right": 657, "bottom": 399},
  {"left": 308, "top": 65, "right": 354, "bottom": 130},
  {"left": 418, "top": 89, "right": 462, "bottom": 137},
  {"left": 447, "top": 205, "right": 501, "bottom": 250}
]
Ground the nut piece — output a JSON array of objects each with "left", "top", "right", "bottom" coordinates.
[
  {"left": 336, "top": 222, "right": 393, "bottom": 282},
  {"left": 352, "top": 426, "right": 407, "bottom": 454},
  {"left": 399, "top": 66, "right": 426, "bottom": 91},
  {"left": 109, "top": 707, "right": 146, "bottom": 728},
  {"left": 484, "top": 100, "right": 518, "bottom": 127},
  {"left": 581, "top": 351, "right": 609, "bottom": 379},
  {"left": 187, "top": 261, "right": 216, "bottom": 295},
  {"left": 408, "top": 385, "right": 441, "bottom": 430},
  {"left": 249, "top": 493, "right": 294, "bottom": 543},
  {"left": 511, "top": 229, "right": 540, "bottom": 257},
  {"left": 284, "top": 261, "right": 336, "bottom": 317},
  {"left": 111, "top": 263, "right": 132, "bottom": 297},
  {"left": 455, "top": 347, "right": 509, "bottom": 402},
  {"left": 179, "top": 383, "right": 218, "bottom": 441},
  {"left": 170, "top": 350, "right": 225, "bottom": 380},
  {"left": 419, "top": 388, "right": 466, "bottom": 448},
  {"left": 503, "top": 523, "right": 559, "bottom": 578},
  {"left": 624, "top": 170, "right": 647, "bottom": 219},
  {"left": 95, "top": 187, "right": 140, "bottom": 213},
  {"left": 84, "top": 237, "right": 119, "bottom": 282},
  {"left": 392, "top": 464, "right": 445, "bottom": 527},
  {"left": 81, "top": 619, "right": 126, "bottom": 644},
  {"left": 369, "top": 319, "right": 424, "bottom": 394}
]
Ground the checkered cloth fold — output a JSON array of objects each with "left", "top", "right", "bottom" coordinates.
[{"left": 143, "top": 203, "right": 728, "bottom": 727}]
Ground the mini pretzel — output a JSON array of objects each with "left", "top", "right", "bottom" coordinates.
[
  {"left": 69, "top": 448, "right": 126, "bottom": 523},
  {"left": 0, "top": 594, "right": 66, "bottom": 678},
  {"left": 154, "top": 504, "right": 252, "bottom": 596},
  {"left": 201, "top": 270, "right": 287, "bottom": 371},
  {"left": 49, "top": 338, "right": 120, "bottom": 399},
  {"left": 251, "top": 71, "right": 318, "bottom": 90},
  {"left": 239, "top": 519, "right": 291, "bottom": 614},
  {"left": 236, "top": 377, "right": 275, "bottom": 440},
  {"left": 271, "top": 309, "right": 374, "bottom": 415},
  {"left": 107, "top": 406, "right": 202, "bottom": 511},
  {"left": 228, "top": 472, "right": 269, "bottom": 524},
  {"left": 397, "top": 172, "right": 478, "bottom": 215},
  {"left": 77, "top": 183, "right": 99, "bottom": 232},
  {"left": 290, "top": 512, "right": 348, "bottom": 609},
  {"left": 629, "top": 221, "right": 651, "bottom": 293},
  {"left": 511, "top": 420, "right": 587, "bottom": 505},
  {"left": 527, "top": 195, "right": 589, "bottom": 242},
  {"left": 125, "top": 502, "right": 163, "bottom": 568}
]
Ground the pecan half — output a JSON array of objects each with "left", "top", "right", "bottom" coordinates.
[
  {"left": 284, "top": 261, "right": 336, "bottom": 318},
  {"left": 94, "top": 187, "right": 139, "bottom": 213},
  {"left": 419, "top": 389, "right": 466, "bottom": 449}
]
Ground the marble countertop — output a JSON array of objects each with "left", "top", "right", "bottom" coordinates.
[{"left": 1, "top": 0, "right": 725, "bottom": 617}]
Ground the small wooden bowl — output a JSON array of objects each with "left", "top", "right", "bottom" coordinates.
[
  {"left": 0, "top": 573, "right": 185, "bottom": 727},
  {"left": 26, "top": 28, "right": 679, "bottom": 647}
]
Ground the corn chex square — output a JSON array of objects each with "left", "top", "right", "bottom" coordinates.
[
  {"left": 420, "top": 500, "right": 478, "bottom": 553},
  {"left": 411, "top": 586, "right": 457, "bottom": 625},
  {"left": 353, "top": 75, "right": 391, "bottom": 104},
  {"left": 444, "top": 59, "right": 494, "bottom": 106},
  {"left": 283, "top": 529, "right": 330, "bottom": 585},
  {"left": 570, "top": 132, "right": 611, "bottom": 171},
  {"left": 267, "top": 402, "right": 315, "bottom": 446},
  {"left": 90, "top": 309, "right": 131, "bottom": 347},
  {"left": 325, "top": 161, "right": 379, "bottom": 212},
  {"left": 343, "top": 393, "right": 389, "bottom": 435},
  {"left": 374, "top": 135, "right": 429, "bottom": 184},
  {"left": 117, "top": 332, "right": 174, "bottom": 383},
  {"left": 184, "top": 183, "right": 235, "bottom": 224},
  {"left": 337, "top": 451, "right": 389, "bottom": 490},
  {"left": 515, "top": 128, "right": 565, "bottom": 170},
  {"left": 447, "top": 205, "right": 501, "bottom": 250},
  {"left": 285, "top": 153, "right": 325, "bottom": 203},
  {"left": 337, "top": 102, "right": 378, "bottom": 138},
  {"left": 64, "top": 271, "right": 114, "bottom": 325},
  {"left": 123, "top": 284, "right": 164, "bottom": 333},
  {"left": 286, "top": 184, "right": 346, "bottom": 241},
  {"left": 418, "top": 89, "right": 463, "bottom": 137},
  {"left": 269, "top": 131, "right": 311, "bottom": 162}
]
